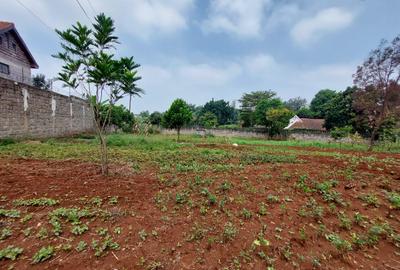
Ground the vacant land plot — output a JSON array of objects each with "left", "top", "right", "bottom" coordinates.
[{"left": 0, "top": 134, "right": 399, "bottom": 269}]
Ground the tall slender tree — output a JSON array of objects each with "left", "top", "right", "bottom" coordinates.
[{"left": 53, "top": 13, "right": 142, "bottom": 174}]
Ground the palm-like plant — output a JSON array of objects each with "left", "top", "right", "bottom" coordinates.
[{"left": 53, "top": 13, "right": 141, "bottom": 175}]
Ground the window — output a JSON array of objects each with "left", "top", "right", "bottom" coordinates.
[
  {"left": 12, "top": 42, "right": 17, "bottom": 52},
  {"left": 0, "top": 63, "right": 10, "bottom": 74},
  {"left": 0, "top": 36, "right": 2, "bottom": 45}
]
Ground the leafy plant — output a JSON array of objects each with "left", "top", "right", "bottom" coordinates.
[
  {"left": 387, "top": 192, "right": 400, "bottom": 209},
  {"left": 222, "top": 222, "right": 237, "bottom": 242},
  {"left": 32, "top": 246, "right": 54, "bottom": 264},
  {"left": 76, "top": 241, "right": 88, "bottom": 252},
  {"left": 325, "top": 234, "right": 352, "bottom": 253},
  {"left": 0, "top": 209, "right": 20, "bottom": 218},
  {"left": 0, "top": 227, "right": 12, "bottom": 240},
  {"left": 13, "top": 198, "right": 58, "bottom": 207},
  {"left": 359, "top": 193, "right": 379, "bottom": 207},
  {"left": 0, "top": 246, "right": 23, "bottom": 261}
]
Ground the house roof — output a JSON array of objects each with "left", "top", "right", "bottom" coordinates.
[
  {"left": 285, "top": 116, "right": 326, "bottom": 131},
  {"left": 0, "top": 21, "right": 39, "bottom": 68}
]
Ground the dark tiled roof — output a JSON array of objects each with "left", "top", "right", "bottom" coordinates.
[
  {"left": 0, "top": 21, "right": 38, "bottom": 68},
  {"left": 289, "top": 118, "right": 326, "bottom": 131}
]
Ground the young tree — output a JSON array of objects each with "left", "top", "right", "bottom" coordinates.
[
  {"left": 239, "top": 90, "right": 276, "bottom": 127},
  {"left": 53, "top": 13, "right": 142, "bottom": 174},
  {"left": 353, "top": 35, "right": 400, "bottom": 150},
  {"left": 162, "top": 99, "right": 192, "bottom": 142},
  {"left": 310, "top": 89, "right": 338, "bottom": 118}
]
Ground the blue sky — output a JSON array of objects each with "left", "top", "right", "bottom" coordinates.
[{"left": 2, "top": 0, "right": 400, "bottom": 113}]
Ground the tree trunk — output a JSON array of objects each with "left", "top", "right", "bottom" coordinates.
[
  {"left": 129, "top": 94, "right": 132, "bottom": 113},
  {"left": 177, "top": 128, "right": 180, "bottom": 143},
  {"left": 368, "top": 127, "right": 377, "bottom": 151},
  {"left": 99, "top": 133, "right": 109, "bottom": 175}
]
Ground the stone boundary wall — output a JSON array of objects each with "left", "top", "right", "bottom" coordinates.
[
  {"left": 0, "top": 77, "right": 95, "bottom": 139},
  {"left": 161, "top": 128, "right": 333, "bottom": 141}
]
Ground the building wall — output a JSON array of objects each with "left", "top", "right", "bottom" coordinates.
[
  {"left": 0, "top": 77, "right": 95, "bottom": 139},
  {"left": 0, "top": 31, "right": 32, "bottom": 84}
]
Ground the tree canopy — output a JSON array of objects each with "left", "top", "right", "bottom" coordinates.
[
  {"left": 310, "top": 89, "right": 338, "bottom": 118},
  {"left": 201, "top": 99, "right": 236, "bottom": 125},
  {"left": 162, "top": 99, "right": 192, "bottom": 141},
  {"left": 239, "top": 90, "right": 276, "bottom": 127}
]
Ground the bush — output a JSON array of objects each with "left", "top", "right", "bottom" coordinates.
[
  {"left": 0, "top": 138, "right": 15, "bottom": 146},
  {"left": 330, "top": 126, "right": 353, "bottom": 140}
]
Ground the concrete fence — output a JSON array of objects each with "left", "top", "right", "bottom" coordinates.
[
  {"left": 161, "top": 127, "right": 333, "bottom": 141},
  {"left": 0, "top": 77, "right": 95, "bottom": 139}
]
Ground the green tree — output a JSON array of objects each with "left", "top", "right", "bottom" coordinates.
[
  {"left": 239, "top": 90, "right": 276, "bottom": 127},
  {"left": 201, "top": 99, "right": 236, "bottom": 125},
  {"left": 310, "top": 89, "right": 338, "bottom": 118},
  {"left": 53, "top": 13, "right": 141, "bottom": 174},
  {"left": 32, "top": 74, "right": 51, "bottom": 90},
  {"left": 199, "top": 111, "right": 218, "bottom": 128},
  {"left": 324, "top": 87, "right": 356, "bottom": 130},
  {"left": 296, "top": 107, "right": 315, "bottom": 118},
  {"left": 149, "top": 112, "right": 163, "bottom": 126},
  {"left": 254, "top": 98, "right": 283, "bottom": 127},
  {"left": 266, "top": 108, "right": 294, "bottom": 136},
  {"left": 99, "top": 104, "right": 134, "bottom": 132},
  {"left": 162, "top": 99, "right": 192, "bottom": 142},
  {"left": 284, "top": 97, "right": 307, "bottom": 112}
]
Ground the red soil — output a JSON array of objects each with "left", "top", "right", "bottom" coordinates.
[{"left": 0, "top": 147, "right": 399, "bottom": 269}]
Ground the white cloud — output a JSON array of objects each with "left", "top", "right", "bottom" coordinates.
[
  {"left": 1, "top": 0, "right": 194, "bottom": 39},
  {"left": 127, "top": 54, "right": 355, "bottom": 112},
  {"left": 95, "top": 0, "right": 194, "bottom": 39},
  {"left": 202, "top": 0, "right": 271, "bottom": 38},
  {"left": 290, "top": 7, "right": 355, "bottom": 45}
]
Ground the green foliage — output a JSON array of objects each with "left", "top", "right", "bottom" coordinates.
[
  {"left": 387, "top": 192, "right": 400, "bottom": 209},
  {"left": 76, "top": 241, "right": 88, "bottom": 252},
  {"left": 92, "top": 237, "right": 120, "bottom": 257},
  {"left": 54, "top": 13, "right": 142, "bottom": 174},
  {"left": 0, "top": 246, "right": 23, "bottom": 261},
  {"left": 162, "top": 99, "right": 192, "bottom": 140},
  {"left": 239, "top": 90, "right": 276, "bottom": 127},
  {"left": 324, "top": 87, "right": 356, "bottom": 130},
  {"left": 265, "top": 107, "right": 294, "bottom": 136},
  {"left": 99, "top": 104, "right": 135, "bottom": 132},
  {"left": 0, "top": 138, "right": 15, "bottom": 146},
  {"left": 71, "top": 224, "right": 89, "bottom": 235},
  {"left": 359, "top": 193, "right": 379, "bottom": 207},
  {"left": 325, "top": 234, "right": 352, "bottom": 253},
  {"left": 0, "top": 227, "right": 12, "bottom": 240},
  {"left": 32, "top": 246, "right": 54, "bottom": 264},
  {"left": 149, "top": 112, "right": 163, "bottom": 126},
  {"left": 201, "top": 99, "right": 237, "bottom": 125},
  {"left": 296, "top": 107, "right": 315, "bottom": 118},
  {"left": 254, "top": 98, "right": 283, "bottom": 127},
  {"left": 222, "top": 222, "right": 237, "bottom": 242},
  {"left": 198, "top": 111, "right": 218, "bottom": 128},
  {"left": 0, "top": 209, "right": 20, "bottom": 218},
  {"left": 310, "top": 89, "right": 339, "bottom": 118},
  {"left": 330, "top": 126, "right": 353, "bottom": 140},
  {"left": 13, "top": 197, "right": 58, "bottom": 207}
]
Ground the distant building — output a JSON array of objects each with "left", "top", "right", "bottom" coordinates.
[
  {"left": 284, "top": 115, "right": 326, "bottom": 131},
  {"left": 0, "top": 21, "right": 38, "bottom": 84}
]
